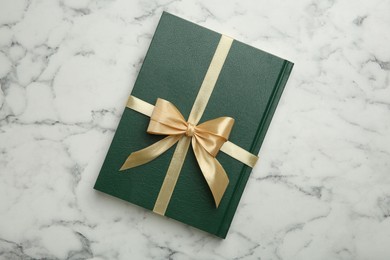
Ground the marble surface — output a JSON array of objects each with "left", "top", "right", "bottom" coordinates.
[{"left": 1, "top": 0, "right": 390, "bottom": 259}]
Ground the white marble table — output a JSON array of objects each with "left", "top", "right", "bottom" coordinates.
[{"left": 1, "top": 0, "right": 390, "bottom": 259}]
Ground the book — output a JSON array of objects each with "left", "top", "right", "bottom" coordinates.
[{"left": 94, "top": 11, "right": 293, "bottom": 238}]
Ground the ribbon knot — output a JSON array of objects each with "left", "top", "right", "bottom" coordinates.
[
  {"left": 120, "top": 98, "right": 235, "bottom": 207},
  {"left": 185, "top": 122, "right": 195, "bottom": 137}
]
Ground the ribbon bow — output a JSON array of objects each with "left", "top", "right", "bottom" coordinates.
[{"left": 120, "top": 98, "right": 234, "bottom": 207}]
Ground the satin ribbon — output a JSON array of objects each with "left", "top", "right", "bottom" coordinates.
[{"left": 119, "top": 35, "right": 258, "bottom": 215}]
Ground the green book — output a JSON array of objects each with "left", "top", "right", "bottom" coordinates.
[{"left": 94, "top": 12, "right": 293, "bottom": 238}]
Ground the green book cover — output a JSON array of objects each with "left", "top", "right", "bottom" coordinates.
[{"left": 94, "top": 12, "right": 293, "bottom": 238}]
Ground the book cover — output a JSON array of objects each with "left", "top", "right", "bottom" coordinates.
[{"left": 94, "top": 12, "right": 293, "bottom": 238}]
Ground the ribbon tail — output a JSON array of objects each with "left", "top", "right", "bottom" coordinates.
[
  {"left": 120, "top": 135, "right": 181, "bottom": 171},
  {"left": 192, "top": 139, "right": 229, "bottom": 207}
]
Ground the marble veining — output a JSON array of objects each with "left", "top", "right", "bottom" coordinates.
[{"left": 1, "top": 0, "right": 390, "bottom": 259}]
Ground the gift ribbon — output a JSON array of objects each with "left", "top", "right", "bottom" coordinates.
[{"left": 120, "top": 35, "right": 258, "bottom": 215}]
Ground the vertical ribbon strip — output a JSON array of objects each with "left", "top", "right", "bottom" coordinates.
[{"left": 153, "top": 35, "right": 233, "bottom": 215}]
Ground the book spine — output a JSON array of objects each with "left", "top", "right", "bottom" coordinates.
[{"left": 217, "top": 60, "right": 294, "bottom": 238}]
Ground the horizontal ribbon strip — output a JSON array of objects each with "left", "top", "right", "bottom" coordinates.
[{"left": 125, "top": 95, "right": 258, "bottom": 168}]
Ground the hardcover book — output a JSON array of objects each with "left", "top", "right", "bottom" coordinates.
[{"left": 94, "top": 12, "right": 293, "bottom": 238}]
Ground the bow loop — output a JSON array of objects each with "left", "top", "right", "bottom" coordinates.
[
  {"left": 194, "top": 117, "right": 234, "bottom": 156},
  {"left": 196, "top": 117, "right": 235, "bottom": 139},
  {"left": 147, "top": 98, "right": 187, "bottom": 135}
]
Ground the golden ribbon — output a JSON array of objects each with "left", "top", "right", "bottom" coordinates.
[{"left": 119, "top": 35, "right": 258, "bottom": 215}]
